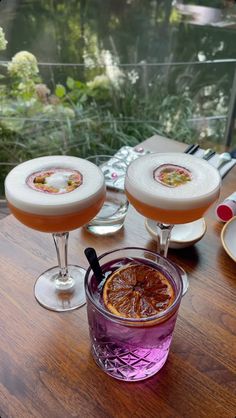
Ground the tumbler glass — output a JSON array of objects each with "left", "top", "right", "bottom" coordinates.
[{"left": 85, "top": 247, "right": 183, "bottom": 381}]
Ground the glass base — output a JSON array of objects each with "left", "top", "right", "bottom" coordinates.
[
  {"left": 177, "top": 265, "right": 189, "bottom": 296},
  {"left": 85, "top": 223, "right": 124, "bottom": 235},
  {"left": 34, "top": 265, "right": 86, "bottom": 312},
  {"left": 92, "top": 345, "right": 169, "bottom": 381}
]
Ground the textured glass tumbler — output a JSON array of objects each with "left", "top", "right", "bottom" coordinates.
[
  {"left": 84, "top": 155, "right": 129, "bottom": 235},
  {"left": 85, "top": 247, "right": 183, "bottom": 382}
]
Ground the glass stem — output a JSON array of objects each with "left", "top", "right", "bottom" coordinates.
[
  {"left": 53, "top": 232, "right": 74, "bottom": 291},
  {"left": 156, "top": 223, "right": 174, "bottom": 258}
]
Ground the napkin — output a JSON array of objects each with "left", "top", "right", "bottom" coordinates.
[
  {"left": 113, "top": 145, "right": 150, "bottom": 163},
  {"left": 103, "top": 146, "right": 149, "bottom": 190}
]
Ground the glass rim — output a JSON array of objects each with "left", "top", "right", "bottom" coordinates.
[
  {"left": 84, "top": 246, "right": 183, "bottom": 324},
  {"left": 85, "top": 154, "right": 128, "bottom": 163}
]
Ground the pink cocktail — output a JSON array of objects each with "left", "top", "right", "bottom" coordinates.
[{"left": 85, "top": 247, "right": 183, "bottom": 381}]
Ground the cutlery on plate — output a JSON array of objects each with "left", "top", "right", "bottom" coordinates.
[
  {"left": 184, "top": 144, "right": 199, "bottom": 154},
  {"left": 216, "top": 152, "right": 232, "bottom": 170},
  {"left": 202, "top": 148, "right": 216, "bottom": 161}
]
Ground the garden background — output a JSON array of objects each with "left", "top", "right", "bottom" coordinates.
[{"left": 0, "top": 0, "right": 236, "bottom": 195}]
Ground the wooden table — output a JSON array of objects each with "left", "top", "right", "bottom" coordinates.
[{"left": 0, "top": 135, "right": 235, "bottom": 418}]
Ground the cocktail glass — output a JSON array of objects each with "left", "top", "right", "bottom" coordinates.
[
  {"left": 125, "top": 152, "right": 221, "bottom": 294},
  {"left": 85, "top": 247, "right": 183, "bottom": 381},
  {"left": 5, "top": 155, "right": 106, "bottom": 312}
]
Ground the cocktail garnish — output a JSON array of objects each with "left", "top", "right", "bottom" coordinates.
[
  {"left": 27, "top": 168, "right": 83, "bottom": 194},
  {"left": 154, "top": 164, "right": 192, "bottom": 188},
  {"left": 103, "top": 263, "right": 174, "bottom": 318}
]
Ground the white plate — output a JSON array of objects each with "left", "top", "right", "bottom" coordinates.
[
  {"left": 145, "top": 218, "right": 207, "bottom": 249},
  {"left": 221, "top": 216, "right": 236, "bottom": 262}
]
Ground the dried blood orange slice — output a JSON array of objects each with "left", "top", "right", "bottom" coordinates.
[
  {"left": 154, "top": 164, "right": 192, "bottom": 188},
  {"left": 103, "top": 263, "right": 174, "bottom": 318}
]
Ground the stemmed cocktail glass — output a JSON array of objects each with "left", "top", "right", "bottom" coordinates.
[
  {"left": 5, "top": 155, "right": 105, "bottom": 311},
  {"left": 125, "top": 152, "right": 221, "bottom": 294}
]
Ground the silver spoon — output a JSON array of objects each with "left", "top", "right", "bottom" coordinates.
[{"left": 216, "top": 152, "right": 232, "bottom": 170}]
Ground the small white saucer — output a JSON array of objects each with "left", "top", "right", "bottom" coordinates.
[
  {"left": 145, "top": 218, "right": 206, "bottom": 249},
  {"left": 221, "top": 216, "right": 236, "bottom": 262}
]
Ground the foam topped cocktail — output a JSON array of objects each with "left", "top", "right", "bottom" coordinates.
[
  {"left": 5, "top": 155, "right": 105, "bottom": 311},
  {"left": 125, "top": 152, "right": 221, "bottom": 225},
  {"left": 85, "top": 247, "right": 183, "bottom": 381},
  {"left": 125, "top": 153, "right": 221, "bottom": 293},
  {"left": 6, "top": 156, "right": 105, "bottom": 232}
]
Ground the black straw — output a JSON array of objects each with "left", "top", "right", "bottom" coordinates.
[{"left": 84, "top": 247, "right": 104, "bottom": 283}]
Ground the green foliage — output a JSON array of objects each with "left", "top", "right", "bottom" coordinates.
[
  {"left": 55, "top": 84, "right": 66, "bottom": 98},
  {"left": 0, "top": 0, "right": 234, "bottom": 195},
  {"left": 0, "top": 59, "right": 227, "bottom": 195}
]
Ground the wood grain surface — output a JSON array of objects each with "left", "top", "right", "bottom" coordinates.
[{"left": 0, "top": 135, "right": 235, "bottom": 418}]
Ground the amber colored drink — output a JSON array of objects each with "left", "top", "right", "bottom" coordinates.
[
  {"left": 5, "top": 156, "right": 106, "bottom": 233},
  {"left": 8, "top": 198, "right": 105, "bottom": 233},
  {"left": 125, "top": 153, "right": 221, "bottom": 224},
  {"left": 4, "top": 155, "right": 106, "bottom": 312}
]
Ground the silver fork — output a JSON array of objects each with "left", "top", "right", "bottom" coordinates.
[{"left": 202, "top": 148, "right": 216, "bottom": 161}]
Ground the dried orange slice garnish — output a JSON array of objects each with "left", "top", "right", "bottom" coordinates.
[{"left": 103, "top": 263, "right": 174, "bottom": 318}]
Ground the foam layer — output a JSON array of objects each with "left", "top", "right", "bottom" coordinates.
[
  {"left": 125, "top": 153, "right": 221, "bottom": 210},
  {"left": 45, "top": 171, "right": 72, "bottom": 190},
  {"left": 5, "top": 156, "right": 106, "bottom": 215}
]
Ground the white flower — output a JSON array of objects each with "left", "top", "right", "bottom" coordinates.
[
  {"left": 203, "top": 85, "right": 213, "bottom": 97},
  {"left": 127, "top": 70, "right": 139, "bottom": 85},
  {"left": 84, "top": 48, "right": 124, "bottom": 89},
  {"left": 8, "top": 51, "right": 39, "bottom": 79},
  {"left": 83, "top": 52, "right": 96, "bottom": 69},
  {"left": 99, "top": 49, "right": 124, "bottom": 88},
  {"left": 104, "top": 53, "right": 124, "bottom": 88},
  {"left": 198, "top": 51, "right": 206, "bottom": 62},
  {"left": 0, "top": 27, "right": 7, "bottom": 51}
]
